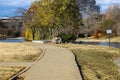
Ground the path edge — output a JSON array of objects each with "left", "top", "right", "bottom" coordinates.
[{"left": 9, "top": 48, "right": 46, "bottom": 80}]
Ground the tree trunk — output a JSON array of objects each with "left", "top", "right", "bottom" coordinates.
[
  {"left": 117, "top": 29, "right": 120, "bottom": 36},
  {"left": 31, "top": 27, "right": 36, "bottom": 40},
  {"left": 52, "top": 28, "right": 55, "bottom": 39},
  {"left": 32, "top": 31, "right": 35, "bottom": 40}
]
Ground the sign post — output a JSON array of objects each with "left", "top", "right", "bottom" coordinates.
[{"left": 106, "top": 29, "right": 112, "bottom": 46}]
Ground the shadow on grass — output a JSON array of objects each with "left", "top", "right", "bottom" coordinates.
[{"left": 73, "top": 53, "right": 85, "bottom": 80}]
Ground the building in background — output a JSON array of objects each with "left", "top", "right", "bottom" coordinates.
[{"left": 0, "top": 16, "right": 23, "bottom": 38}]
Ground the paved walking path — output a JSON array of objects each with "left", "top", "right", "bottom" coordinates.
[
  {"left": 24, "top": 44, "right": 82, "bottom": 80},
  {"left": 0, "top": 62, "right": 33, "bottom": 67}
]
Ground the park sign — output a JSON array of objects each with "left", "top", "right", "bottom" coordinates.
[
  {"left": 106, "top": 29, "right": 112, "bottom": 46},
  {"left": 106, "top": 29, "right": 112, "bottom": 34}
]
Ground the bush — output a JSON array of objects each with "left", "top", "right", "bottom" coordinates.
[{"left": 58, "top": 33, "right": 76, "bottom": 43}]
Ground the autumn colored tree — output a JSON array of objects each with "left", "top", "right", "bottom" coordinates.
[
  {"left": 104, "top": 4, "right": 120, "bottom": 36},
  {"left": 19, "top": 0, "right": 82, "bottom": 40},
  {"left": 17, "top": 2, "right": 38, "bottom": 40}
]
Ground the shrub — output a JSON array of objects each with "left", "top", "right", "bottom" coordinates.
[{"left": 58, "top": 33, "right": 76, "bottom": 43}]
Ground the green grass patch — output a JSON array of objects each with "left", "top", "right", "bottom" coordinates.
[{"left": 72, "top": 49, "right": 120, "bottom": 80}]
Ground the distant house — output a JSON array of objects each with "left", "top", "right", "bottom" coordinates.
[
  {"left": 0, "top": 16, "right": 23, "bottom": 37},
  {"left": 0, "top": 16, "right": 23, "bottom": 30}
]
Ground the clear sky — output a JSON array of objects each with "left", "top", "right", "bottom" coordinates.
[
  {"left": 0, "top": 0, "right": 120, "bottom": 17},
  {"left": 96, "top": 0, "right": 120, "bottom": 13},
  {"left": 0, "top": 0, "right": 35, "bottom": 17}
]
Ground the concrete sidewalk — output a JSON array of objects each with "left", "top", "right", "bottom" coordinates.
[
  {"left": 24, "top": 44, "right": 82, "bottom": 80},
  {"left": 0, "top": 62, "right": 33, "bottom": 67}
]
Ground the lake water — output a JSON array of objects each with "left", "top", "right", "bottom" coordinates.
[
  {"left": 79, "top": 42, "right": 120, "bottom": 48},
  {"left": 1, "top": 39, "right": 120, "bottom": 48},
  {"left": 0, "top": 39, "right": 25, "bottom": 42}
]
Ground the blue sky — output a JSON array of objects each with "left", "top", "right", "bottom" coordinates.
[
  {"left": 96, "top": 0, "right": 120, "bottom": 13},
  {"left": 0, "top": 0, "right": 120, "bottom": 17},
  {"left": 0, "top": 0, "right": 35, "bottom": 17}
]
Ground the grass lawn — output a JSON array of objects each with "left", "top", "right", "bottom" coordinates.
[
  {"left": 77, "top": 36, "right": 120, "bottom": 42},
  {"left": 0, "top": 66, "right": 25, "bottom": 80},
  {"left": 0, "top": 42, "right": 42, "bottom": 62},
  {"left": 0, "top": 42, "right": 42, "bottom": 79},
  {"left": 57, "top": 44, "right": 120, "bottom": 80}
]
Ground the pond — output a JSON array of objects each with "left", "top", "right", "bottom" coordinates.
[
  {"left": 78, "top": 41, "right": 120, "bottom": 48},
  {"left": 0, "top": 38, "right": 25, "bottom": 42}
]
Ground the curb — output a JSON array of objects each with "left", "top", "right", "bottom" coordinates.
[{"left": 9, "top": 48, "right": 46, "bottom": 80}]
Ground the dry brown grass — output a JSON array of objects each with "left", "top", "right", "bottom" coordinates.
[
  {"left": 58, "top": 44, "right": 120, "bottom": 55},
  {"left": 57, "top": 44, "right": 120, "bottom": 80},
  {"left": 0, "top": 42, "right": 42, "bottom": 62},
  {"left": 0, "top": 66, "right": 25, "bottom": 80},
  {"left": 77, "top": 36, "right": 120, "bottom": 42},
  {"left": 0, "top": 42, "right": 42, "bottom": 80}
]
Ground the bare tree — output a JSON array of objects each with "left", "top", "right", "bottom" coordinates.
[
  {"left": 105, "top": 4, "right": 120, "bottom": 36},
  {"left": 16, "top": 7, "right": 38, "bottom": 40}
]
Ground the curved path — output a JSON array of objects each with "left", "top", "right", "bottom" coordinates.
[{"left": 23, "top": 44, "right": 82, "bottom": 80}]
